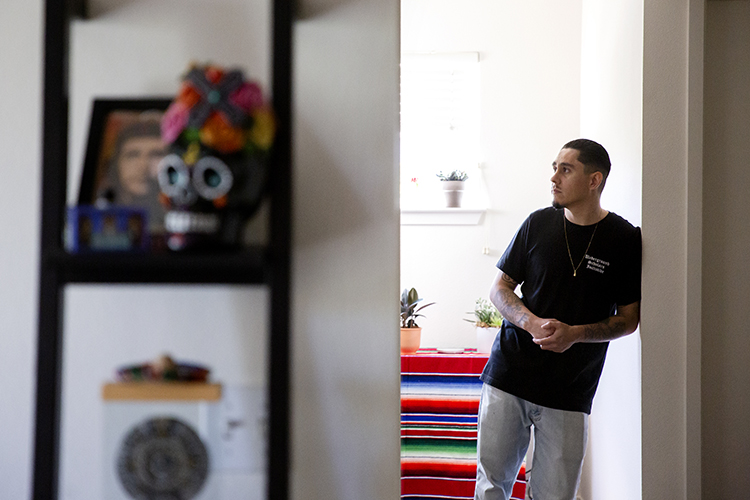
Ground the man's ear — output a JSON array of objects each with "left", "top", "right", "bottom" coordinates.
[{"left": 589, "top": 171, "right": 603, "bottom": 191}]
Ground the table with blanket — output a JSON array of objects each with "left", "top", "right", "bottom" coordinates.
[{"left": 401, "top": 349, "right": 527, "bottom": 500}]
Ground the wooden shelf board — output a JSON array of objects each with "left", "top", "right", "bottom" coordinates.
[{"left": 102, "top": 382, "right": 222, "bottom": 401}]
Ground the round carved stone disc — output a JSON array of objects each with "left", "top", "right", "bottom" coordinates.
[{"left": 117, "top": 417, "right": 209, "bottom": 499}]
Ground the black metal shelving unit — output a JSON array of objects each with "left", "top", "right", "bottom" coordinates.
[{"left": 31, "top": 1, "right": 293, "bottom": 499}]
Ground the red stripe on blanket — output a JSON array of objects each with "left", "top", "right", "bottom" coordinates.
[
  {"left": 399, "top": 474, "right": 526, "bottom": 499},
  {"left": 401, "top": 352, "right": 489, "bottom": 375},
  {"left": 401, "top": 395, "right": 480, "bottom": 414},
  {"left": 401, "top": 476, "right": 475, "bottom": 498},
  {"left": 401, "top": 458, "right": 477, "bottom": 478},
  {"left": 401, "top": 420, "right": 477, "bottom": 428},
  {"left": 401, "top": 459, "right": 526, "bottom": 482},
  {"left": 511, "top": 477, "right": 527, "bottom": 499},
  {"left": 401, "top": 428, "right": 477, "bottom": 439}
]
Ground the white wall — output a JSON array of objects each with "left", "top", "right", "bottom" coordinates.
[
  {"left": 579, "top": 0, "right": 643, "bottom": 498},
  {"left": 400, "top": 0, "right": 582, "bottom": 349},
  {"left": 0, "top": 2, "right": 42, "bottom": 499}
]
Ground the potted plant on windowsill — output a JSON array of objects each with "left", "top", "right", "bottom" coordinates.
[
  {"left": 400, "top": 287, "right": 435, "bottom": 354},
  {"left": 436, "top": 170, "right": 468, "bottom": 208},
  {"left": 465, "top": 298, "right": 503, "bottom": 354}
]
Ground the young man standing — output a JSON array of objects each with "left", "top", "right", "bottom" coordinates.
[{"left": 475, "top": 139, "right": 642, "bottom": 500}]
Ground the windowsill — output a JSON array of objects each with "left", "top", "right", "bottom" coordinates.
[{"left": 400, "top": 207, "right": 486, "bottom": 226}]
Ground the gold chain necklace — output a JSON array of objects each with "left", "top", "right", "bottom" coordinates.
[{"left": 563, "top": 216, "right": 599, "bottom": 277}]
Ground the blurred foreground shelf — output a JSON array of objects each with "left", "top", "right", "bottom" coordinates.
[{"left": 32, "top": 0, "right": 292, "bottom": 498}]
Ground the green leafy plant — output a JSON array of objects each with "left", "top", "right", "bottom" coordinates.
[
  {"left": 436, "top": 170, "right": 469, "bottom": 181},
  {"left": 400, "top": 288, "right": 435, "bottom": 328},
  {"left": 465, "top": 298, "right": 503, "bottom": 328}
]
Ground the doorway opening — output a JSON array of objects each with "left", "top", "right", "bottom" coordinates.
[{"left": 399, "top": 1, "right": 643, "bottom": 498}]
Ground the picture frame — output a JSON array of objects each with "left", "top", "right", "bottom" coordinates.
[{"left": 78, "top": 98, "right": 172, "bottom": 239}]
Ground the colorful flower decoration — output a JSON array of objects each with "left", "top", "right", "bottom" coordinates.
[{"left": 161, "top": 64, "right": 276, "bottom": 157}]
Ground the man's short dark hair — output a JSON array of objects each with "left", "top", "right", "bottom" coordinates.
[{"left": 563, "top": 138, "right": 611, "bottom": 191}]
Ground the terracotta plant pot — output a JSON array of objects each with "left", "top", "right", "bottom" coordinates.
[
  {"left": 400, "top": 327, "right": 422, "bottom": 354},
  {"left": 476, "top": 326, "right": 500, "bottom": 354}
]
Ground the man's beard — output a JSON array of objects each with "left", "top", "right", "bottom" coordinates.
[{"left": 552, "top": 200, "right": 564, "bottom": 210}]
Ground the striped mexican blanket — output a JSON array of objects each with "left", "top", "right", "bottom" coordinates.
[{"left": 401, "top": 349, "right": 526, "bottom": 500}]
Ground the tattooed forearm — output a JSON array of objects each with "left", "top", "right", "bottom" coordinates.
[
  {"left": 494, "top": 287, "right": 529, "bottom": 329},
  {"left": 580, "top": 301, "right": 640, "bottom": 342},
  {"left": 490, "top": 273, "right": 532, "bottom": 331},
  {"left": 580, "top": 315, "right": 628, "bottom": 342}
]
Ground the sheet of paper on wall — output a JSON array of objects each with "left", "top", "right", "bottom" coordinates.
[{"left": 214, "top": 385, "right": 268, "bottom": 473}]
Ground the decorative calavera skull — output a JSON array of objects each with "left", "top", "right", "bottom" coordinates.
[{"left": 157, "top": 64, "right": 275, "bottom": 251}]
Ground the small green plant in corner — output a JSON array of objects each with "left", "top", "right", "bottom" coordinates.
[
  {"left": 465, "top": 298, "right": 503, "bottom": 328},
  {"left": 436, "top": 170, "right": 469, "bottom": 182},
  {"left": 400, "top": 288, "right": 435, "bottom": 328}
]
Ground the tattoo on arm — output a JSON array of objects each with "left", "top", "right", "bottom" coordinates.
[
  {"left": 581, "top": 316, "right": 628, "bottom": 342},
  {"left": 500, "top": 273, "right": 517, "bottom": 287},
  {"left": 496, "top": 288, "right": 529, "bottom": 328},
  {"left": 493, "top": 273, "right": 531, "bottom": 329}
]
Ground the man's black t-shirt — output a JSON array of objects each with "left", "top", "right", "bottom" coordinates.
[{"left": 480, "top": 207, "right": 642, "bottom": 413}]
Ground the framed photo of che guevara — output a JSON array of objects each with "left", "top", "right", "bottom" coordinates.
[{"left": 78, "top": 98, "right": 172, "bottom": 239}]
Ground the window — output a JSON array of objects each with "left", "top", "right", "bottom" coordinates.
[{"left": 400, "top": 52, "right": 481, "bottom": 210}]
